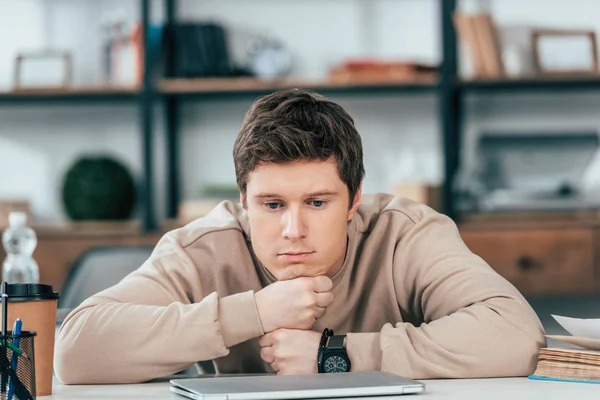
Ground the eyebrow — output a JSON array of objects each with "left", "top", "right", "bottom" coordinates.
[{"left": 254, "top": 190, "right": 339, "bottom": 200}]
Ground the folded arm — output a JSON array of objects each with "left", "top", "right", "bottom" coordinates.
[
  {"left": 346, "top": 211, "right": 546, "bottom": 379},
  {"left": 54, "top": 234, "right": 263, "bottom": 384}
]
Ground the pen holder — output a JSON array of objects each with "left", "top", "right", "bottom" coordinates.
[{"left": 0, "top": 331, "right": 36, "bottom": 400}]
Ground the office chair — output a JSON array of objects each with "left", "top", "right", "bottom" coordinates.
[
  {"left": 59, "top": 245, "right": 215, "bottom": 375},
  {"left": 59, "top": 246, "right": 155, "bottom": 309}
]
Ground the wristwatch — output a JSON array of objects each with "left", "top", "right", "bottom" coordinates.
[{"left": 317, "top": 329, "right": 351, "bottom": 373}]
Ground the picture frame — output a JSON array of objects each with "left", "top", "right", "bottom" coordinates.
[
  {"left": 13, "top": 51, "right": 73, "bottom": 90},
  {"left": 532, "top": 29, "right": 599, "bottom": 75}
]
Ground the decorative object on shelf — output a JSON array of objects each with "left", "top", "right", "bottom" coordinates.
[
  {"left": 162, "top": 22, "right": 251, "bottom": 79},
  {"left": 13, "top": 51, "right": 73, "bottom": 90},
  {"left": 453, "top": 11, "right": 504, "bottom": 78},
  {"left": 100, "top": 12, "right": 163, "bottom": 87},
  {"left": 329, "top": 59, "right": 437, "bottom": 83},
  {"left": 501, "top": 44, "right": 528, "bottom": 77},
  {"left": 246, "top": 36, "right": 292, "bottom": 79},
  {"left": 533, "top": 29, "right": 598, "bottom": 76},
  {"left": 61, "top": 156, "right": 137, "bottom": 221}
]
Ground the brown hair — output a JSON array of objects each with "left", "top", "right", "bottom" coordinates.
[{"left": 233, "top": 89, "right": 365, "bottom": 205}]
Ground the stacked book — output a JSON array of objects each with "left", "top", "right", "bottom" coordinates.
[
  {"left": 530, "top": 315, "right": 600, "bottom": 384},
  {"left": 453, "top": 11, "right": 504, "bottom": 78}
]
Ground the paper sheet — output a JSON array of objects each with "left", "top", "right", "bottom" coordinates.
[
  {"left": 545, "top": 335, "right": 600, "bottom": 351},
  {"left": 552, "top": 315, "right": 600, "bottom": 339}
]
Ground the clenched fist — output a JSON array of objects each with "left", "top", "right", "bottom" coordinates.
[
  {"left": 255, "top": 276, "right": 334, "bottom": 333},
  {"left": 259, "top": 329, "right": 322, "bottom": 374}
]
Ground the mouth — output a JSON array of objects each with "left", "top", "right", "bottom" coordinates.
[{"left": 278, "top": 251, "right": 315, "bottom": 262}]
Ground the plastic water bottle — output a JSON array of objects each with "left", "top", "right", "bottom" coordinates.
[{"left": 2, "top": 212, "right": 39, "bottom": 284}]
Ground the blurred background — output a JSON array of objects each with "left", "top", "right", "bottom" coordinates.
[{"left": 1, "top": 0, "right": 600, "bottom": 335}]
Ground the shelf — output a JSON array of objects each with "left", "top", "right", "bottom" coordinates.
[
  {"left": 158, "top": 76, "right": 438, "bottom": 98},
  {"left": 459, "top": 209, "right": 600, "bottom": 230},
  {"left": 31, "top": 220, "right": 146, "bottom": 238},
  {"left": 27, "top": 219, "right": 186, "bottom": 238},
  {"left": 458, "top": 75, "right": 600, "bottom": 93},
  {"left": 0, "top": 78, "right": 439, "bottom": 104},
  {"left": 0, "top": 85, "right": 140, "bottom": 104}
]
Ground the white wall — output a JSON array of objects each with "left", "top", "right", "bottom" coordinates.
[{"left": 1, "top": 0, "right": 599, "bottom": 221}]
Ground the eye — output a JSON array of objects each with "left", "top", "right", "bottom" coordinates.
[
  {"left": 309, "top": 200, "right": 326, "bottom": 208},
  {"left": 264, "top": 202, "right": 283, "bottom": 210}
]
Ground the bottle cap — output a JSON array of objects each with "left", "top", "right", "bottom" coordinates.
[{"left": 8, "top": 212, "right": 27, "bottom": 228}]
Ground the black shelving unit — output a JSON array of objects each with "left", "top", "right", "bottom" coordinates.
[
  {"left": 140, "top": 0, "right": 156, "bottom": 231},
  {"left": 439, "top": 0, "right": 460, "bottom": 221},
  {"left": 0, "top": 88, "right": 139, "bottom": 104},
  {"left": 164, "top": 0, "right": 181, "bottom": 222},
  {"left": 459, "top": 76, "right": 600, "bottom": 93},
  {"left": 159, "top": 0, "right": 444, "bottom": 223},
  {"left": 4, "top": 0, "right": 598, "bottom": 231}
]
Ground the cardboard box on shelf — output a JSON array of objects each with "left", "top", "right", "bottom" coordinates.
[
  {"left": 392, "top": 184, "right": 442, "bottom": 211},
  {"left": 178, "top": 199, "right": 226, "bottom": 223}
]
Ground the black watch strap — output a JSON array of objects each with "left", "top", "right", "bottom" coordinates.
[
  {"left": 319, "top": 328, "right": 334, "bottom": 349},
  {"left": 328, "top": 335, "right": 345, "bottom": 349}
]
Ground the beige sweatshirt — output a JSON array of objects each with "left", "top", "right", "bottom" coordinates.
[{"left": 54, "top": 194, "right": 545, "bottom": 384}]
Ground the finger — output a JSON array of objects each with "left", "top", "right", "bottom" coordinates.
[
  {"left": 315, "top": 292, "right": 334, "bottom": 307},
  {"left": 314, "top": 306, "right": 327, "bottom": 319},
  {"left": 259, "top": 333, "right": 274, "bottom": 347},
  {"left": 312, "top": 276, "right": 333, "bottom": 293},
  {"left": 260, "top": 346, "right": 275, "bottom": 363},
  {"left": 272, "top": 360, "right": 281, "bottom": 374}
]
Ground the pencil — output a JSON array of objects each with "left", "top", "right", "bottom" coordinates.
[{"left": 5, "top": 343, "right": 28, "bottom": 360}]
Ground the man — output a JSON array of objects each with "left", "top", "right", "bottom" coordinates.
[{"left": 55, "top": 89, "right": 545, "bottom": 384}]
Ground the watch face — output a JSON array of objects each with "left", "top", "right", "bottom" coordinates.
[{"left": 324, "top": 354, "right": 348, "bottom": 373}]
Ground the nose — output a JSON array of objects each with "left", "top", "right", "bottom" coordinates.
[{"left": 282, "top": 207, "right": 307, "bottom": 241}]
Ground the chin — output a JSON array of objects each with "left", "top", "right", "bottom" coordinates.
[{"left": 275, "top": 265, "right": 324, "bottom": 281}]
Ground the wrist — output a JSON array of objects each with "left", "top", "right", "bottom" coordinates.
[
  {"left": 220, "top": 291, "right": 265, "bottom": 347},
  {"left": 254, "top": 290, "right": 272, "bottom": 333},
  {"left": 317, "top": 329, "right": 351, "bottom": 373}
]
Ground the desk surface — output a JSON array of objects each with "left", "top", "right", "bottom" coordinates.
[{"left": 47, "top": 377, "right": 598, "bottom": 399}]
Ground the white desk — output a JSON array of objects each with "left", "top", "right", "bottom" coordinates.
[{"left": 46, "top": 377, "right": 598, "bottom": 399}]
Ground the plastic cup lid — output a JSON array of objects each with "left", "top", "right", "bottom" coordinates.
[{"left": 4, "top": 283, "right": 60, "bottom": 301}]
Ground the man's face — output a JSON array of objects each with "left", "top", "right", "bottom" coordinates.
[{"left": 243, "top": 158, "right": 361, "bottom": 281}]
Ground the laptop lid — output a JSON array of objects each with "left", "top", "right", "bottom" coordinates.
[{"left": 170, "top": 371, "right": 425, "bottom": 400}]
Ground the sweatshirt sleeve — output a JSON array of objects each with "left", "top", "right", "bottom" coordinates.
[
  {"left": 54, "top": 233, "right": 264, "bottom": 384},
  {"left": 346, "top": 211, "right": 546, "bottom": 379}
]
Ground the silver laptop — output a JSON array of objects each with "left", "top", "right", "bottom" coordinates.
[{"left": 170, "top": 371, "right": 425, "bottom": 400}]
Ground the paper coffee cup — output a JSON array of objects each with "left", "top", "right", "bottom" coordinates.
[{"left": 2, "top": 283, "right": 59, "bottom": 396}]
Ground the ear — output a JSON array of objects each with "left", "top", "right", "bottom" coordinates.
[
  {"left": 347, "top": 182, "right": 362, "bottom": 221},
  {"left": 240, "top": 192, "right": 247, "bottom": 210}
]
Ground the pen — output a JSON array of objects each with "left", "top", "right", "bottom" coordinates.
[
  {"left": 7, "top": 318, "right": 22, "bottom": 400},
  {"left": 0, "top": 351, "right": 33, "bottom": 400},
  {"left": 10, "top": 319, "right": 22, "bottom": 363},
  {"left": 1, "top": 283, "right": 7, "bottom": 394}
]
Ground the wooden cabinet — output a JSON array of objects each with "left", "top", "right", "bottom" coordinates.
[
  {"left": 460, "top": 225, "right": 598, "bottom": 296},
  {"left": 0, "top": 222, "right": 166, "bottom": 291}
]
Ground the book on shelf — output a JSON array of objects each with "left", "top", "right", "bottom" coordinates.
[
  {"left": 453, "top": 11, "right": 504, "bottom": 79},
  {"left": 529, "top": 314, "right": 600, "bottom": 384}
]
